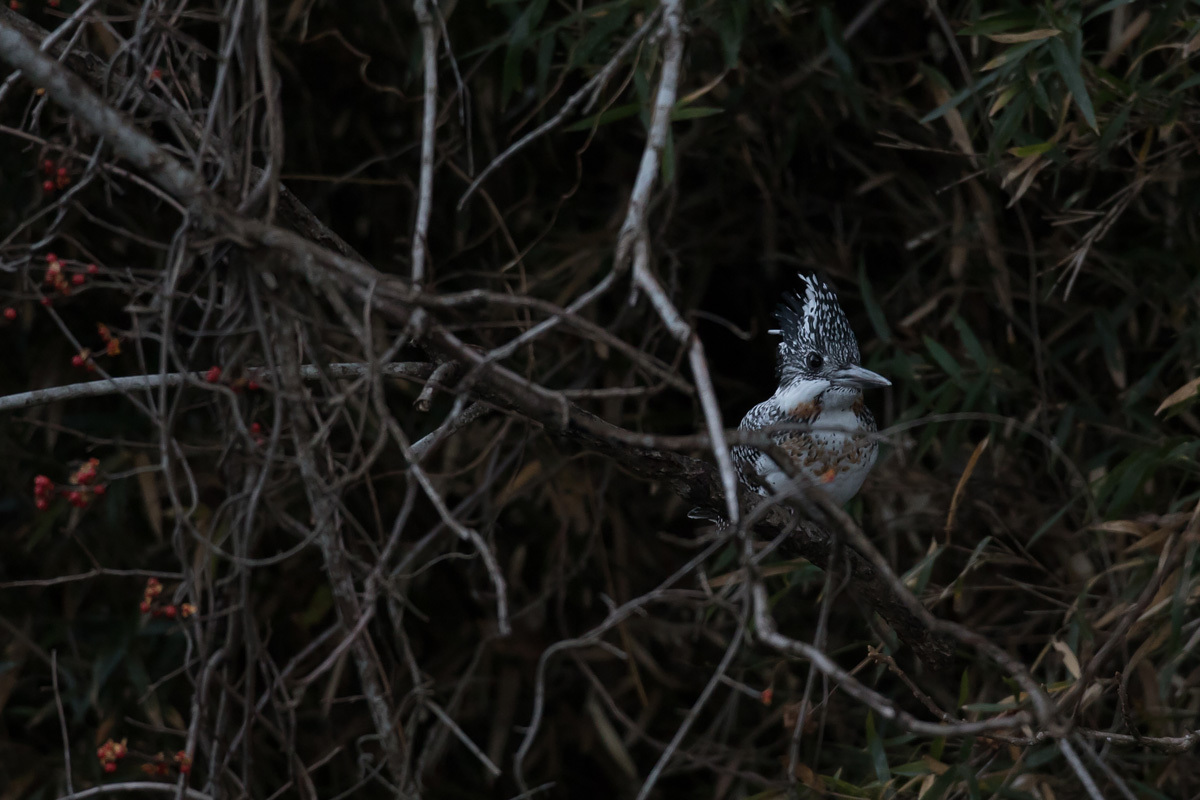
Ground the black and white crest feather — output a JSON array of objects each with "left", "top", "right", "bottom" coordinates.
[{"left": 772, "top": 275, "right": 860, "bottom": 380}]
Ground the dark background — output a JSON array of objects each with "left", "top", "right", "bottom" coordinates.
[{"left": 2, "top": 1, "right": 1199, "bottom": 798}]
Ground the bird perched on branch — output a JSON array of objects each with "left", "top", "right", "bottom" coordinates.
[{"left": 733, "top": 274, "right": 890, "bottom": 505}]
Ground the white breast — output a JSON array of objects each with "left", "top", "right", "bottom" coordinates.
[
  {"left": 754, "top": 403, "right": 877, "bottom": 505},
  {"left": 773, "top": 379, "right": 830, "bottom": 412}
]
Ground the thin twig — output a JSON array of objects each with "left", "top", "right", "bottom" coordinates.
[
  {"left": 424, "top": 700, "right": 502, "bottom": 778},
  {"left": 411, "top": 0, "right": 438, "bottom": 284},
  {"left": 512, "top": 536, "right": 731, "bottom": 792},
  {"left": 635, "top": 624, "right": 745, "bottom": 800},
  {"left": 457, "top": 8, "right": 662, "bottom": 209},
  {"left": 52, "top": 650, "right": 74, "bottom": 796}
]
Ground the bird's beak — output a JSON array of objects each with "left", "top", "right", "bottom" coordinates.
[{"left": 832, "top": 364, "right": 891, "bottom": 389}]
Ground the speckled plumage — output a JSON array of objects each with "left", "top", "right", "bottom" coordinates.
[{"left": 733, "top": 275, "right": 889, "bottom": 505}]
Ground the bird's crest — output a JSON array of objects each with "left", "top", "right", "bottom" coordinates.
[{"left": 770, "top": 274, "right": 860, "bottom": 376}]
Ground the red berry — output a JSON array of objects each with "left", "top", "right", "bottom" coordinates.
[
  {"left": 247, "top": 379, "right": 260, "bottom": 391},
  {"left": 249, "top": 422, "right": 262, "bottom": 434},
  {"left": 71, "top": 354, "right": 84, "bottom": 367},
  {"left": 3, "top": 308, "right": 15, "bottom": 321},
  {"left": 42, "top": 180, "right": 54, "bottom": 193},
  {"left": 34, "top": 474, "right": 51, "bottom": 488},
  {"left": 71, "top": 274, "right": 85, "bottom": 286},
  {"left": 93, "top": 483, "right": 107, "bottom": 496},
  {"left": 163, "top": 605, "right": 177, "bottom": 619},
  {"left": 40, "top": 297, "right": 51, "bottom": 306},
  {"left": 35, "top": 498, "right": 50, "bottom": 512},
  {"left": 103, "top": 762, "right": 116, "bottom": 774},
  {"left": 45, "top": 253, "right": 57, "bottom": 263},
  {"left": 56, "top": 166, "right": 68, "bottom": 177},
  {"left": 139, "top": 600, "right": 151, "bottom": 614},
  {"left": 204, "top": 366, "right": 221, "bottom": 383},
  {"left": 87, "top": 263, "right": 99, "bottom": 275},
  {"left": 150, "top": 68, "right": 162, "bottom": 80}
]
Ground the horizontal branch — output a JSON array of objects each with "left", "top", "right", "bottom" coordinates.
[
  {"left": 0, "top": 363, "right": 434, "bottom": 414},
  {"left": 54, "top": 782, "right": 212, "bottom": 800}
]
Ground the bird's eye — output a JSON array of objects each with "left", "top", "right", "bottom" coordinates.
[{"left": 805, "top": 352, "right": 824, "bottom": 371}]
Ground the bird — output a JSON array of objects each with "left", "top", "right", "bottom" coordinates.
[{"left": 732, "top": 274, "right": 890, "bottom": 505}]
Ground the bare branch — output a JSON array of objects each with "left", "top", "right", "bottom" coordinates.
[
  {"left": 411, "top": 0, "right": 439, "bottom": 284},
  {"left": 0, "top": 363, "right": 433, "bottom": 415},
  {"left": 53, "top": 784, "right": 213, "bottom": 800}
]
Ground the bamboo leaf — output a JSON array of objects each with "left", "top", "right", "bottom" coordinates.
[
  {"left": 921, "top": 71, "right": 999, "bottom": 123},
  {"left": 981, "top": 38, "right": 1044, "bottom": 71},
  {"left": 987, "top": 29, "right": 1060, "bottom": 44},
  {"left": 960, "top": 12, "right": 1038, "bottom": 37},
  {"left": 925, "top": 337, "right": 962, "bottom": 381},
  {"left": 1156, "top": 376, "right": 1200, "bottom": 415},
  {"left": 1049, "top": 36, "right": 1098, "bottom": 131}
]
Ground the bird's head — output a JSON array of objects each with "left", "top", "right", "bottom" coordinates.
[{"left": 771, "top": 274, "right": 890, "bottom": 401}]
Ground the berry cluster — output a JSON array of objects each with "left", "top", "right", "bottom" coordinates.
[
  {"left": 72, "top": 324, "right": 122, "bottom": 371},
  {"left": 40, "top": 158, "right": 70, "bottom": 194},
  {"left": 203, "top": 365, "right": 261, "bottom": 393},
  {"left": 42, "top": 252, "right": 98, "bottom": 304},
  {"left": 69, "top": 458, "right": 106, "bottom": 507},
  {"left": 140, "top": 750, "right": 191, "bottom": 777},
  {"left": 96, "top": 736, "right": 191, "bottom": 778},
  {"left": 33, "top": 465, "right": 108, "bottom": 512},
  {"left": 97, "top": 323, "right": 121, "bottom": 356},
  {"left": 138, "top": 578, "right": 197, "bottom": 620},
  {"left": 202, "top": 366, "right": 266, "bottom": 444},
  {"left": 32, "top": 474, "right": 54, "bottom": 512},
  {"left": 96, "top": 738, "right": 128, "bottom": 774}
]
